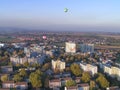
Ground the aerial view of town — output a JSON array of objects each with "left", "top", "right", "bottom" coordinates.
[{"left": 0, "top": 0, "right": 120, "bottom": 90}]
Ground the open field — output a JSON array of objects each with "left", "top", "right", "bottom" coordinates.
[
  {"left": 95, "top": 45, "right": 120, "bottom": 49},
  {"left": 98, "top": 34, "right": 120, "bottom": 39}
]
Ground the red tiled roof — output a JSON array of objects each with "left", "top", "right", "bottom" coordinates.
[
  {"left": 2, "top": 81, "right": 14, "bottom": 84},
  {"left": 77, "top": 83, "right": 89, "bottom": 87},
  {"left": 50, "top": 79, "right": 61, "bottom": 82},
  {"left": 0, "top": 89, "right": 10, "bottom": 90},
  {"left": 67, "top": 86, "right": 78, "bottom": 89},
  {"left": 16, "top": 82, "right": 28, "bottom": 86}
]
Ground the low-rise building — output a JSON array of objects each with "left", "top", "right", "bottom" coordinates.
[
  {"left": 49, "top": 79, "right": 61, "bottom": 88},
  {"left": 107, "top": 86, "right": 120, "bottom": 90},
  {"left": 0, "top": 66, "right": 13, "bottom": 74},
  {"left": 10, "top": 56, "right": 27, "bottom": 65},
  {"left": 2, "top": 81, "right": 15, "bottom": 89},
  {"left": 65, "top": 86, "right": 78, "bottom": 90},
  {"left": 80, "top": 63, "right": 98, "bottom": 76},
  {"left": 75, "top": 77, "right": 81, "bottom": 84},
  {"left": 78, "top": 83, "right": 89, "bottom": 90},
  {"left": 15, "top": 82, "right": 28, "bottom": 90},
  {"left": 104, "top": 65, "right": 120, "bottom": 81},
  {"left": 2, "top": 81, "right": 28, "bottom": 90}
]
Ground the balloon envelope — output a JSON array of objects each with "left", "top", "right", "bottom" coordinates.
[{"left": 64, "top": 8, "right": 68, "bottom": 12}]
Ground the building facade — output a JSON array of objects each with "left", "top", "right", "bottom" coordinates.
[
  {"left": 80, "top": 44, "right": 94, "bottom": 53},
  {"left": 80, "top": 63, "right": 98, "bottom": 76},
  {"left": 65, "top": 42, "right": 76, "bottom": 53},
  {"left": 52, "top": 60, "right": 65, "bottom": 71},
  {"left": 104, "top": 65, "right": 120, "bottom": 81}
]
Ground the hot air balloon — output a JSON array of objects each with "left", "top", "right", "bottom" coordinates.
[
  {"left": 42, "top": 35, "right": 47, "bottom": 40},
  {"left": 64, "top": 8, "right": 68, "bottom": 12}
]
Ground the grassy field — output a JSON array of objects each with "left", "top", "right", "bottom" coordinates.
[
  {"left": 95, "top": 45, "right": 120, "bottom": 49},
  {"left": 98, "top": 34, "right": 120, "bottom": 39}
]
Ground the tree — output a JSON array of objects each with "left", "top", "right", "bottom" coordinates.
[
  {"left": 65, "top": 80, "right": 76, "bottom": 87},
  {"left": 96, "top": 74, "right": 109, "bottom": 89},
  {"left": 44, "top": 76, "right": 49, "bottom": 88},
  {"left": 13, "top": 74, "right": 22, "bottom": 82},
  {"left": 31, "top": 63, "right": 40, "bottom": 68},
  {"left": 81, "top": 72, "right": 91, "bottom": 83},
  {"left": 35, "top": 69, "right": 43, "bottom": 76},
  {"left": 19, "top": 68, "right": 27, "bottom": 77},
  {"left": 70, "top": 63, "right": 82, "bottom": 76},
  {"left": 29, "top": 72, "right": 42, "bottom": 88},
  {"left": 1, "top": 74, "right": 8, "bottom": 82},
  {"left": 23, "top": 62, "right": 29, "bottom": 67},
  {"left": 90, "top": 80, "right": 96, "bottom": 90},
  {"left": 42, "top": 62, "right": 51, "bottom": 71}
]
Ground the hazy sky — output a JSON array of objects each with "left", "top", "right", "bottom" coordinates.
[{"left": 0, "top": 0, "right": 120, "bottom": 32}]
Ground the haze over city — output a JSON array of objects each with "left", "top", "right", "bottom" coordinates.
[
  {"left": 1, "top": 1, "right": 120, "bottom": 90},
  {"left": 0, "top": 0, "right": 120, "bottom": 32}
]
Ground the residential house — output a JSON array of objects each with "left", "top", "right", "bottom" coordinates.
[
  {"left": 75, "top": 77, "right": 81, "bottom": 84},
  {"left": 2, "top": 81, "right": 15, "bottom": 89},
  {"left": 49, "top": 79, "right": 61, "bottom": 88},
  {"left": 107, "top": 86, "right": 120, "bottom": 90},
  {"left": 0, "top": 66, "right": 13, "bottom": 74},
  {"left": 65, "top": 86, "right": 78, "bottom": 90},
  {"left": 15, "top": 82, "right": 28, "bottom": 90},
  {"left": 0, "top": 89, "right": 10, "bottom": 90},
  {"left": 78, "top": 83, "right": 89, "bottom": 90},
  {"left": 10, "top": 56, "right": 27, "bottom": 65},
  {"left": 62, "top": 72, "right": 71, "bottom": 77},
  {"left": 61, "top": 77, "right": 72, "bottom": 86}
]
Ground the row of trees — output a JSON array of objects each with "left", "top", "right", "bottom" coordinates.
[{"left": 69, "top": 63, "right": 109, "bottom": 89}]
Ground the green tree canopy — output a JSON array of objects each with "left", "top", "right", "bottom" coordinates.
[
  {"left": 23, "top": 62, "right": 29, "bottom": 67},
  {"left": 19, "top": 68, "right": 27, "bottom": 77},
  {"left": 70, "top": 63, "right": 82, "bottom": 76},
  {"left": 90, "top": 80, "right": 96, "bottom": 90},
  {"left": 96, "top": 74, "right": 109, "bottom": 89},
  {"left": 29, "top": 72, "right": 42, "bottom": 88},
  {"left": 65, "top": 80, "right": 76, "bottom": 87},
  {"left": 35, "top": 69, "right": 43, "bottom": 76},
  {"left": 81, "top": 72, "right": 91, "bottom": 83},
  {"left": 44, "top": 76, "right": 50, "bottom": 88},
  {"left": 13, "top": 74, "right": 22, "bottom": 82},
  {"left": 1, "top": 74, "right": 9, "bottom": 82}
]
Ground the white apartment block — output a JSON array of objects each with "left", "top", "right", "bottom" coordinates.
[
  {"left": 65, "top": 42, "right": 76, "bottom": 53},
  {"left": 80, "top": 63, "right": 98, "bottom": 76},
  {"left": 52, "top": 60, "right": 65, "bottom": 71},
  {"left": 104, "top": 65, "right": 120, "bottom": 81},
  {"left": 10, "top": 57, "right": 27, "bottom": 65}
]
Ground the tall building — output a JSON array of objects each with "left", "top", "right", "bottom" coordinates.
[
  {"left": 52, "top": 60, "right": 65, "bottom": 71},
  {"left": 65, "top": 42, "right": 76, "bottom": 53},
  {"left": 80, "top": 44, "right": 94, "bottom": 53}
]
